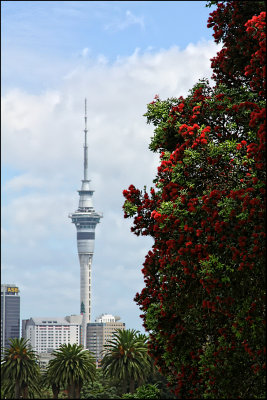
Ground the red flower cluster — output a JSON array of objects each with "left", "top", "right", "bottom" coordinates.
[{"left": 244, "top": 12, "right": 266, "bottom": 97}]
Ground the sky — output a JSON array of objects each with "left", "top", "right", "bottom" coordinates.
[{"left": 1, "top": 0, "right": 220, "bottom": 334}]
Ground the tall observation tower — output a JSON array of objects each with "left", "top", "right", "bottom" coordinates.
[{"left": 69, "top": 99, "right": 102, "bottom": 348}]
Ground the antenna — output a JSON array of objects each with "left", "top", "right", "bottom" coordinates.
[
  {"left": 84, "top": 98, "right": 88, "bottom": 132},
  {"left": 84, "top": 98, "right": 88, "bottom": 181}
]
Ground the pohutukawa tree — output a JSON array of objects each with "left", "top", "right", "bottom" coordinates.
[{"left": 123, "top": 1, "right": 266, "bottom": 398}]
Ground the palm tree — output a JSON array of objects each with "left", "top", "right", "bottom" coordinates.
[
  {"left": 101, "top": 329, "right": 151, "bottom": 394},
  {"left": 1, "top": 337, "right": 41, "bottom": 399},
  {"left": 45, "top": 343, "right": 96, "bottom": 399},
  {"left": 41, "top": 367, "right": 61, "bottom": 399}
]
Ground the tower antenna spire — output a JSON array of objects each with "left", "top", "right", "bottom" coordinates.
[{"left": 84, "top": 98, "right": 88, "bottom": 181}]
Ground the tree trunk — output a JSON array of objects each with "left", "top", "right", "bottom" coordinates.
[
  {"left": 52, "top": 383, "right": 60, "bottom": 399},
  {"left": 121, "top": 380, "right": 127, "bottom": 395},
  {"left": 15, "top": 380, "right": 21, "bottom": 399},
  {"left": 129, "top": 378, "right": 135, "bottom": 394},
  {"left": 76, "top": 383, "right": 81, "bottom": 399},
  {"left": 22, "top": 384, "right": 29, "bottom": 398},
  {"left": 67, "top": 385, "right": 71, "bottom": 399},
  {"left": 67, "top": 383, "right": 76, "bottom": 399}
]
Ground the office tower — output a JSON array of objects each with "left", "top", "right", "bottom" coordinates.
[
  {"left": 87, "top": 314, "right": 125, "bottom": 367},
  {"left": 69, "top": 99, "right": 102, "bottom": 347},
  {"left": 1, "top": 284, "right": 20, "bottom": 348},
  {"left": 22, "top": 315, "right": 82, "bottom": 354}
]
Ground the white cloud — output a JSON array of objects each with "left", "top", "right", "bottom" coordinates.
[
  {"left": 2, "top": 40, "right": 220, "bottom": 331},
  {"left": 13, "top": 266, "right": 80, "bottom": 319},
  {"left": 99, "top": 264, "right": 143, "bottom": 289},
  {"left": 3, "top": 192, "right": 74, "bottom": 243},
  {"left": 3, "top": 173, "right": 45, "bottom": 192},
  {"left": 81, "top": 47, "right": 89, "bottom": 57},
  {"left": 105, "top": 9, "right": 145, "bottom": 31}
]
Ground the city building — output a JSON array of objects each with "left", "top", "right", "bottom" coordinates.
[
  {"left": 22, "top": 314, "right": 82, "bottom": 354},
  {"left": 1, "top": 284, "right": 20, "bottom": 348},
  {"left": 37, "top": 351, "right": 55, "bottom": 370},
  {"left": 69, "top": 99, "right": 102, "bottom": 348},
  {"left": 87, "top": 313, "right": 125, "bottom": 366}
]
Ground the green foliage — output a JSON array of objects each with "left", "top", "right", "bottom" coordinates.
[
  {"left": 145, "top": 97, "right": 183, "bottom": 152},
  {"left": 80, "top": 369, "right": 121, "bottom": 399},
  {"left": 1, "top": 338, "right": 42, "bottom": 399},
  {"left": 81, "top": 366, "right": 175, "bottom": 399},
  {"left": 122, "top": 383, "right": 160, "bottom": 399},
  {"left": 45, "top": 343, "right": 96, "bottom": 399},
  {"left": 101, "top": 329, "right": 152, "bottom": 394},
  {"left": 123, "top": 201, "right": 138, "bottom": 217}
]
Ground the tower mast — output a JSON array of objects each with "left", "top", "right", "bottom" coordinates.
[{"left": 84, "top": 98, "right": 88, "bottom": 181}]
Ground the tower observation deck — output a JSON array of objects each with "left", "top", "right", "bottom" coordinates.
[{"left": 69, "top": 99, "right": 102, "bottom": 348}]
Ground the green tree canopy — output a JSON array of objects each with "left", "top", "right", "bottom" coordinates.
[
  {"left": 101, "top": 329, "right": 152, "bottom": 394},
  {"left": 1, "top": 337, "right": 41, "bottom": 399},
  {"left": 45, "top": 343, "right": 96, "bottom": 399}
]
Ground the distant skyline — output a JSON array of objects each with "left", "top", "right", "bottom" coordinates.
[{"left": 2, "top": 1, "right": 219, "bottom": 333}]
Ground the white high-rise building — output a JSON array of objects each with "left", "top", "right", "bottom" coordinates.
[
  {"left": 22, "top": 315, "right": 82, "bottom": 353},
  {"left": 69, "top": 99, "right": 102, "bottom": 348}
]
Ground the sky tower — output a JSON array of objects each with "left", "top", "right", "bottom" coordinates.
[{"left": 69, "top": 99, "right": 102, "bottom": 348}]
